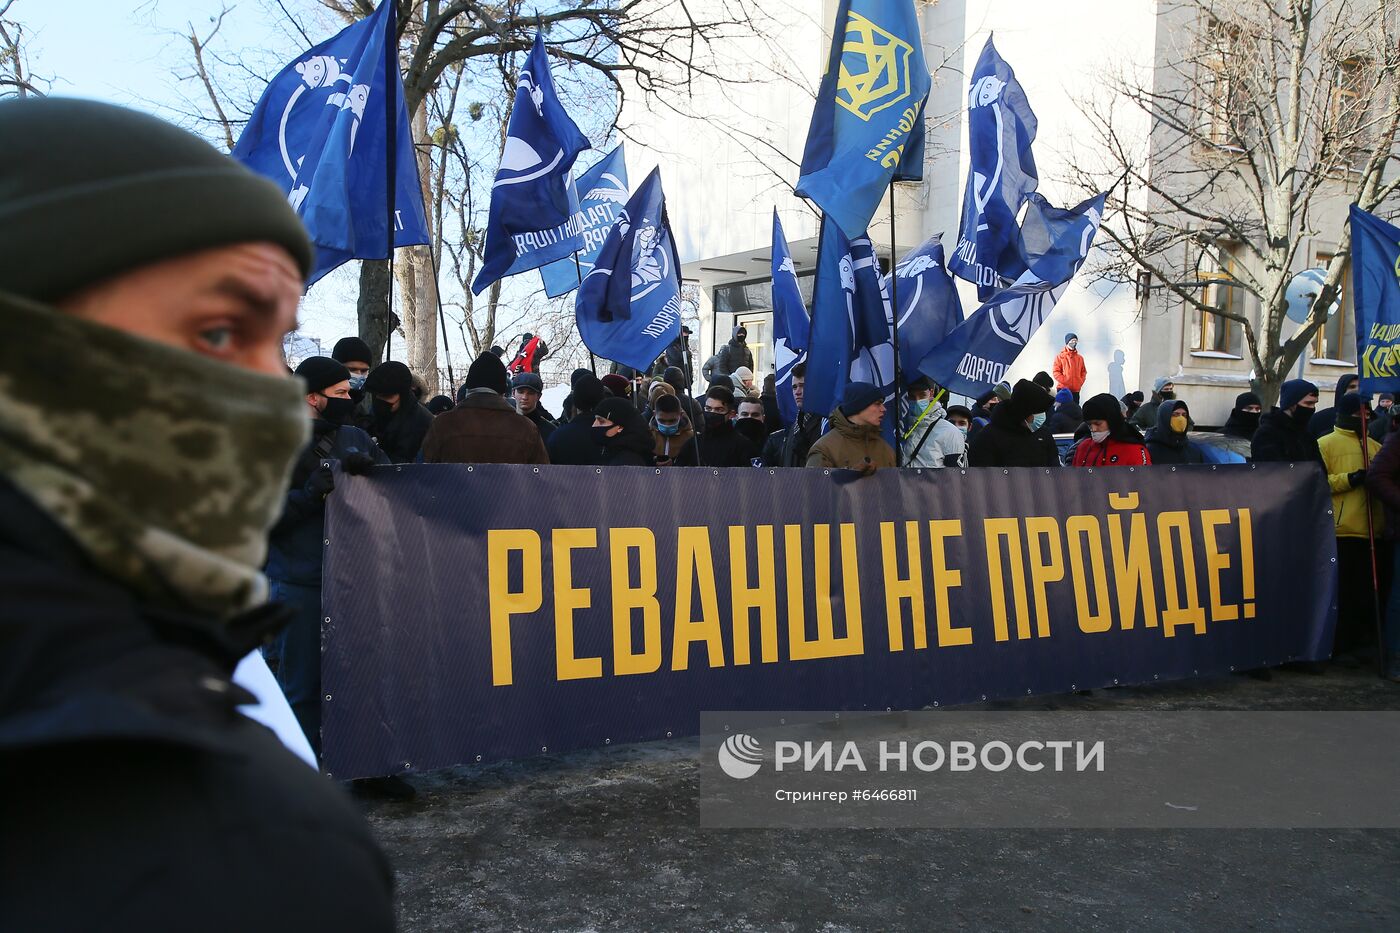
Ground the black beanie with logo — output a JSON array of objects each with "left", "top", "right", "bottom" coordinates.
[{"left": 0, "top": 98, "right": 314, "bottom": 304}]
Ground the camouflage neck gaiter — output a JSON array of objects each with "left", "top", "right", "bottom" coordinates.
[{"left": 0, "top": 291, "right": 309, "bottom": 620}]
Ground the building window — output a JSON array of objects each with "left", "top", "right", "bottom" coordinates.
[
  {"left": 1192, "top": 248, "right": 1244, "bottom": 357},
  {"left": 1332, "top": 57, "right": 1369, "bottom": 172},
  {"left": 1311, "top": 253, "right": 1354, "bottom": 363},
  {"left": 1201, "top": 19, "right": 1246, "bottom": 150}
]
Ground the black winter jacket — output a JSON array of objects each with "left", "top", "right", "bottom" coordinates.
[
  {"left": 546, "top": 412, "right": 604, "bottom": 465},
  {"left": 1252, "top": 408, "right": 1323, "bottom": 463},
  {"left": 684, "top": 419, "right": 759, "bottom": 467},
  {"left": 1307, "top": 374, "right": 1357, "bottom": 439},
  {"left": 968, "top": 404, "right": 1060, "bottom": 467},
  {"left": 1144, "top": 404, "right": 1205, "bottom": 465},
  {"left": 0, "top": 480, "right": 394, "bottom": 931},
  {"left": 369, "top": 398, "right": 434, "bottom": 463},
  {"left": 762, "top": 413, "right": 823, "bottom": 467}
]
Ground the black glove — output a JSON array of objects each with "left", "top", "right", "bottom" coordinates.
[
  {"left": 342, "top": 453, "right": 377, "bottom": 476},
  {"left": 303, "top": 464, "right": 335, "bottom": 499},
  {"left": 1348, "top": 469, "right": 1367, "bottom": 489}
]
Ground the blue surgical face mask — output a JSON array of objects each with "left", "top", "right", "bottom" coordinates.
[
  {"left": 656, "top": 420, "right": 680, "bottom": 436},
  {"left": 1031, "top": 412, "right": 1046, "bottom": 430},
  {"left": 348, "top": 373, "right": 368, "bottom": 391},
  {"left": 909, "top": 398, "right": 930, "bottom": 415}
]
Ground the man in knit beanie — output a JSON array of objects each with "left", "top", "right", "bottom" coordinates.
[
  {"left": 421, "top": 352, "right": 547, "bottom": 464},
  {"left": 0, "top": 100, "right": 393, "bottom": 928}
]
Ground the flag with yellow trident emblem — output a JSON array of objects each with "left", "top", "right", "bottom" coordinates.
[{"left": 797, "top": 0, "right": 930, "bottom": 239}]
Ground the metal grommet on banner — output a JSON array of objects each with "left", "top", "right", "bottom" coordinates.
[
  {"left": 1002, "top": 470, "right": 1009, "bottom": 475},
  {"left": 713, "top": 470, "right": 720, "bottom": 476},
  {"left": 467, "top": 466, "right": 473, "bottom": 472},
  {"left": 1328, "top": 510, "right": 1334, "bottom": 515},
  {"left": 666, "top": 731, "right": 673, "bottom": 738},
  {"left": 532, "top": 467, "right": 540, "bottom": 474},
  {"left": 1070, "top": 684, "right": 1076, "bottom": 690},
  {"left": 403, "top": 762, "right": 411, "bottom": 771},
  {"left": 823, "top": 470, "right": 830, "bottom": 476},
  {"left": 324, "top": 694, "right": 332, "bottom": 701},
  {"left": 541, "top": 746, "right": 548, "bottom": 753},
  {"left": 323, "top": 539, "right": 329, "bottom": 546},
  {"left": 960, "top": 470, "right": 966, "bottom": 475},
  {"left": 595, "top": 468, "right": 602, "bottom": 474},
  {"left": 1331, "top": 557, "right": 1337, "bottom": 562},
  {"left": 1171, "top": 467, "right": 1176, "bottom": 472},
  {"left": 1211, "top": 465, "right": 1217, "bottom": 471},
  {"left": 768, "top": 470, "right": 776, "bottom": 475},
  {"left": 324, "top": 616, "right": 331, "bottom": 624},
  {"left": 981, "top": 695, "right": 987, "bottom": 701},
  {"left": 605, "top": 738, "right": 611, "bottom": 745},
  {"left": 475, "top": 755, "right": 482, "bottom": 762},
  {"left": 655, "top": 469, "right": 662, "bottom": 475}
]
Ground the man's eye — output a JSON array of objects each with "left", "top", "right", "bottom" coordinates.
[{"left": 199, "top": 326, "right": 234, "bottom": 351}]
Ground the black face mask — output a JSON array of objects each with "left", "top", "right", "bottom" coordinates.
[
  {"left": 1232, "top": 409, "right": 1261, "bottom": 434},
  {"left": 371, "top": 397, "right": 395, "bottom": 421},
  {"left": 734, "top": 419, "right": 767, "bottom": 445},
  {"left": 1337, "top": 414, "right": 1362, "bottom": 433},
  {"left": 591, "top": 425, "right": 618, "bottom": 447},
  {"left": 1159, "top": 390, "right": 1176, "bottom": 400},
  {"left": 703, "top": 411, "right": 728, "bottom": 430},
  {"left": 1292, "top": 405, "right": 1314, "bottom": 426},
  {"left": 319, "top": 395, "right": 356, "bottom": 425}
]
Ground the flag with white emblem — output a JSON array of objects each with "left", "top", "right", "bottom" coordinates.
[{"left": 538, "top": 145, "right": 630, "bottom": 298}]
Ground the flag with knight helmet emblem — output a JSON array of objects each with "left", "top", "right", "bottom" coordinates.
[
  {"left": 796, "top": 0, "right": 931, "bottom": 240},
  {"left": 233, "top": 0, "right": 429, "bottom": 285}
]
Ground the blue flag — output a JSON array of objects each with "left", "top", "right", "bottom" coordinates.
[
  {"left": 1350, "top": 205, "right": 1400, "bottom": 395},
  {"left": 796, "top": 0, "right": 931, "bottom": 240},
  {"left": 805, "top": 217, "right": 898, "bottom": 444},
  {"left": 947, "top": 37, "right": 1039, "bottom": 299},
  {"left": 233, "top": 0, "right": 429, "bottom": 286},
  {"left": 575, "top": 168, "right": 683, "bottom": 372},
  {"left": 919, "top": 193, "right": 1105, "bottom": 397},
  {"left": 538, "top": 145, "right": 629, "bottom": 298},
  {"left": 472, "top": 33, "right": 591, "bottom": 295},
  {"left": 771, "top": 211, "right": 810, "bottom": 423},
  {"left": 883, "top": 234, "right": 962, "bottom": 372}
]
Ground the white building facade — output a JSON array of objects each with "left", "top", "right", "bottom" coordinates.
[{"left": 617, "top": 0, "right": 1363, "bottom": 424}]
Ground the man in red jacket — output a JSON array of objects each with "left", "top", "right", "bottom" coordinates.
[
  {"left": 1070, "top": 393, "right": 1151, "bottom": 466},
  {"left": 1052, "top": 333, "right": 1088, "bottom": 403}
]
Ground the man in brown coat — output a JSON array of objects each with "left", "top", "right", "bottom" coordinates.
[
  {"left": 805, "top": 382, "right": 896, "bottom": 474},
  {"left": 421, "top": 352, "right": 548, "bottom": 464}
]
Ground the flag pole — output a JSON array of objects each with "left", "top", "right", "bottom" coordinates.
[
  {"left": 382, "top": 0, "right": 399, "bottom": 365},
  {"left": 429, "top": 241, "right": 455, "bottom": 393},
  {"left": 1359, "top": 404, "right": 1386, "bottom": 676},
  {"left": 888, "top": 181, "right": 903, "bottom": 467},
  {"left": 573, "top": 252, "right": 598, "bottom": 375}
]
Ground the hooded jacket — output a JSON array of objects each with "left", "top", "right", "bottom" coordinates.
[
  {"left": 1144, "top": 402, "right": 1205, "bottom": 465},
  {"left": 546, "top": 411, "right": 604, "bottom": 466},
  {"left": 368, "top": 397, "right": 434, "bottom": 463},
  {"left": 1130, "top": 377, "right": 1174, "bottom": 428},
  {"left": 1046, "top": 400, "right": 1084, "bottom": 435},
  {"left": 967, "top": 382, "right": 1058, "bottom": 468},
  {"left": 1319, "top": 423, "right": 1383, "bottom": 538},
  {"left": 702, "top": 327, "right": 755, "bottom": 380},
  {"left": 650, "top": 414, "right": 698, "bottom": 465},
  {"left": 901, "top": 401, "right": 965, "bottom": 468},
  {"left": 806, "top": 410, "right": 897, "bottom": 470},
  {"left": 1251, "top": 407, "right": 1322, "bottom": 464},
  {"left": 420, "top": 391, "right": 549, "bottom": 465},
  {"left": 1308, "top": 373, "right": 1359, "bottom": 439},
  {"left": 1222, "top": 407, "right": 1261, "bottom": 439},
  {"left": 1052, "top": 346, "right": 1087, "bottom": 393}
]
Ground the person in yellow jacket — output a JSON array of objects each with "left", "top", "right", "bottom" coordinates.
[{"left": 1318, "top": 393, "right": 1387, "bottom": 658}]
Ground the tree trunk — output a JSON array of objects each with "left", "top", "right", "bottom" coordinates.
[
  {"left": 397, "top": 102, "right": 441, "bottom": 391},
  {"left": 358, "top": 259, "right": 393, "bottom": 364}
]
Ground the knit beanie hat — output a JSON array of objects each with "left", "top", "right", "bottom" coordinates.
[
  {"left": 839, "top": 381, "right": 883, "bottom": 417},
  {"left": 294, "top": 356, "right": 349, "bottom": 394},
  {"left": 1082, "top": 392, "right": 1125, "bottom": 429},
  {"left": 465, "top": 352, "right": 509, "bottom": 395},
  {"left": 1234, "top": 391, "right": 1262, "bottom": 410},
  {"left": 1279, "top": 379, "right": 1318, "bottom": 410},
  {"left": 654, "top": 394, "right": 682, "bottom": 414},
  {"left": 1009, "top": 378, "right": 1054, "bottom": 417},
  {"left": 332, "top": 336, "right": 373, "bottom": 366},
  {"left": 733, "top": 366, "right": 755, "bottom": 385},
  {"left": 1055, "top": 388, "right": 1074, "bottom": 405},
  {"left": 0, "top": 98, "right": 313, "bottom": 303},
  {"left": 570, "top": 368, "right": 593, "bottom": 388},
  {"left": 572, "top": 374, "right": 607, "bottom": 413},
  {"left": 363, "top": 360, "right": 413, "bottom": 398},
  {"left": 600, "top": 373, "right": 631, "bottom": 397},
  {"left": 425, "top": 395, "right": 454, "bottom": 415},
  {"left": 1065, "top": 333, "right": 1078, "bottom": 343},
  {"left": 1033, "top": 371, "right": 1054, "bottom": 392}
]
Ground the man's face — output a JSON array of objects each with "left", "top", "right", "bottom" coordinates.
[
  {"left": 343, "top": 360, "right": 371, "bottom": 379},
  {"left": 1068, "top": 338, "right": 1078, "bottom": 351},
  {"left": 1241, "top": 402, "right": 1262, "bottom": 414},
  {"left": 656, "top": 410, "right": 681, "bottom": 429},
  {"left": 307, "top": 379, "right": 351, "bottom": 417},
  {"left": 704, "top": 398, "right": 731, "bottom": 419},
  {"left": 633, "top": 376, "right": 646, "bottom": 395},
  {"left": 909, "top": 387, "right": 934, "bottom": 403},
  {"left": 376, "top": 392, "right": 401, "bottom": 412},
  {"left": 948, "top": 414, "right": 970, "bottom": 431},
  {"left": 851, "top": 400, "right": 886, "bottom": 427},
  {"left": 58, "top": 242, "right": 302, "bottom": 377},
  {"left": 737, "top": 401, "right": 765, "bottom": 422},
  {"left": 1300, "top": 392, "right": 1320, "bottom": 410},
  {"left": 1382, "top": 398, "right": 1395, "bottom": 411},
  {"left": 1161, "top": 383, "right": 1175, "bottom": 396},
  {"left": 1088, "top": 419, "right": 1110, "bottom": 434},
  {"left": 591, "top": 415, "right": 622, "bottom": 438},
  {"left": 792, "top": 375, "right": 805, "bottom": 407},
  {"left": 513, "top": 386, "right": 539, "bottom": 414},
  {"left": 1346, "top": 379, "right": 1360, "bottom": 395}
]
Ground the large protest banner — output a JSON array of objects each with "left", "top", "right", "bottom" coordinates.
[{"left": 321, "top": 464, "right": 1336, "bottom": 779}]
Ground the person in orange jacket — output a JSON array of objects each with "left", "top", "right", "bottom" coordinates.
[{"left": 1052, "top": 333, "right": 1087, "bottom": 403}]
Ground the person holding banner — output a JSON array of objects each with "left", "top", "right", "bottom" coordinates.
[
  {"left": 967, "top": 379, "right": 1058, "bottom": 468},
  {"left": 1320, "top": 394, "right": 1387, "bottom": 660},
  {"left": 0, "top": 99, "right": 393, "bottom": 928}
]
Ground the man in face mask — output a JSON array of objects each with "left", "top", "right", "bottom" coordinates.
[
  {"left": 901, "top": 377, "right": 966, "bottom": 468},
  {"left": 1222, "top": 392, "right": 1263, "bottom": 439},
  {"left": 649, "top": 394, "right": 697, "bottom": 466},
  {"left": 592, "top": 397, "right": 657, "bottom": 466},
  {"left": 1070, "top": 393, "right": 1150, "bottom": 467},
  {"left": 686, "top": 386, "right": 759, "bottom": 467},
  {"left": 1131, "top": 376, "right": 1176, "bottom": 428},
  {"left": 1252, "top": 379, "right": 1322, "bottom": 464},
  {"left": 331, "top": 336, "right": 373, "bottom": 393},
  {"left": 267, "top": 358, "right": 387, "bottom": 765},
  {"left": 1309, "top": 372, "right": 1362, "bottom": 440},
  {"left": 0, "top": 99, "right": 394, "bottom": 928},
  {"left": 362, "top": 359, "right": 434, "bottom": 463}
]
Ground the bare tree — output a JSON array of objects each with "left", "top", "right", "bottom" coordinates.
[
  {"left": 0, "top": 0, "right": 46, "bottom": 99},
  {"left": 1072, "top": 0, "right": 1400, "bottom": 404}
]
